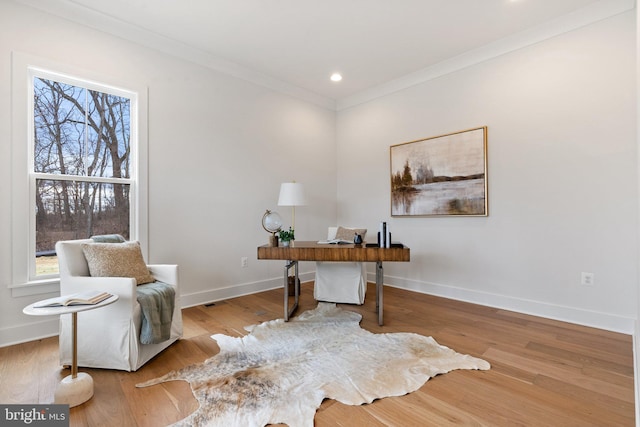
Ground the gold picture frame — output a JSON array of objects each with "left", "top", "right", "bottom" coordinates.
[{"left": 390, "top": 127, "right": 488, "bottom": 217}]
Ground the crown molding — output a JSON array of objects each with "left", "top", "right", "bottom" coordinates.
[
  {"left": 337, "top": 0, "right": 636, "bottom": 111},
  {"left": 12, "top": 0, "right": 634, "bottom": 112},
  {"left": 12, "top": 0, "right": 337, "bottom": 111}
]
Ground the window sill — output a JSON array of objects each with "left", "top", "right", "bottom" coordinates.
[{"left": 9, "top": 279, "right": 60, "bottom": 297}]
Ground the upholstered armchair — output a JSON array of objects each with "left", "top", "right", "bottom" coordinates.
[
  {"left": 314, "top": 227, "right": 367, "bottom": 304},
  {"left": 55, "top": 238, "right": 183, "bottom": 372}
]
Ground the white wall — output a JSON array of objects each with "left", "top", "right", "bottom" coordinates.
[
  {"left": 0, "top": 2, "right": 636, "bottom": 347},
  {"left": 336, "top": 11, "right": 637, "bottom": 333},
  {"left": 0, "top": 1, "right": 337, "bottom": 346}
]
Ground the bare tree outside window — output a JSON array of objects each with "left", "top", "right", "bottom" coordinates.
[{"left": 33, "top": 77, "right": 131, "bottom": 275}]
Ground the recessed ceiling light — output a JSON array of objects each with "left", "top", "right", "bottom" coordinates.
[{"left": 330, "top": 73, "right": 342, "bottom": 82}]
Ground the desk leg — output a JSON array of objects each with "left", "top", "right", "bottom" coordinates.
[
  {"left": 284, "top": 260, "right": 299, "bottom": 321},
  {"left": 54, "top": 312, "right": 93, "bottom": 407},
  {"left": 376, "top": 261, "right": 384, "bottom": 326}
]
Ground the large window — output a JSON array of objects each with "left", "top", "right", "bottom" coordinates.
[
  {"left": 32, "top": 76, "right": 133, "bottom": 277},
  {"left": 10, "top": 53, "right": 147, "bottom": 295}
]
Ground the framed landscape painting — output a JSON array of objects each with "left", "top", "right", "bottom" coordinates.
[{"left": 390, "top": 127, "right": 488, "bottom": 217}]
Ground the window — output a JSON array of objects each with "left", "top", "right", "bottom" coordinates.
[
  {"left": 10, "top": 53, "right": 148, "bottom": 295},
  {"left": 32, "top": 76, "right": 133, "bottom": 278}
]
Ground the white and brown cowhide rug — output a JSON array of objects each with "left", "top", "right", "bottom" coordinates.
[{"left": 136, "top": 302, "right": 489, "bottom": 427}]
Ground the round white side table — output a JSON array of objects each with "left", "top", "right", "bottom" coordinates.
[{"left": 23, "top": 294, "right": 118, "bottom": 407}]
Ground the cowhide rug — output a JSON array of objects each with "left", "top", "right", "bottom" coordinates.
[{"left": 136, "top": 303, "right": 490, "bottom": 427}]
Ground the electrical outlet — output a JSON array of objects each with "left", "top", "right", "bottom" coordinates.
[
  {"left": 581, "top": 272, "right": 594, "bottom": 286},
  {"left": 241, "top": 257, "right": 248, "bottom": 268}
]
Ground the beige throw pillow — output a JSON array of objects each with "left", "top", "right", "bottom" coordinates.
[
  {"left": 335, "top": 226, "right": 367, "bottom": 241},
  {"left": 82, "top": 241, "right": 155, "bottom": 285}
]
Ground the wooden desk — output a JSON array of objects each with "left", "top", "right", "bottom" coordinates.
[{"left": 257, "top": 241, "right": 410, "bottom": 325}]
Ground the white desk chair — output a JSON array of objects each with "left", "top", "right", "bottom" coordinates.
[{"left": 314, "top": 227, "right": 367, "bottom": 305}]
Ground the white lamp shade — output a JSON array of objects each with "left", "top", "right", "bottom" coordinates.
[{"left": 278, "top": 182, "right": 306, "bottom": 206}]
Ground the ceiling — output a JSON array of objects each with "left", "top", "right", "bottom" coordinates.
[{"left": 16, "top": 0, "right": 632, "bottom": 109}]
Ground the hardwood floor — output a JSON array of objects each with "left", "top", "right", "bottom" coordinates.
[{"left": 1, "top": 283, "right": 635, "bottom": 426}]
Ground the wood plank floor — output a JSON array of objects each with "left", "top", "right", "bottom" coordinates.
[{"left": 1, "top": 283, "right": 635, "bottom": 426}]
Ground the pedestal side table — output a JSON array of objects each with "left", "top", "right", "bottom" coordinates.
[{"left": 23, "top": 294, "right": 118, "bottom": 407}]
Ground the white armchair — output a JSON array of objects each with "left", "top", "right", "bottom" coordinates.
[
  {"left": 55, "top": 239, "right": 183, "bottom": 372},
  {"left": 314, "top": 227, "right": 367, "bottom": 305}
]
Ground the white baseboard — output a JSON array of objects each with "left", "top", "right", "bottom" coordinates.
[
  {"left": 0, "top": 317, "right": 58, "bottom": 348},
  {"left": 2, "top": 271, "right": 632, "bottom": 348},
  {"left": 179, "top": 272, "right": 316, "bottom": 309},
  {"left": 377, "top": 273, "right": 635, "bottom": 334},
  {"left": 0, "top": 272, "right": 316, "bottom": 348}
]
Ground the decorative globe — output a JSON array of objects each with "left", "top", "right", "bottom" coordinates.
[{"left": 262, "top": 210, "right": 283, "bottom": 234}]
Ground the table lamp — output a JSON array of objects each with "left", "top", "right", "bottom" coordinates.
[{"left": 278, "top": 181, "right": 306, "bottom": 239}]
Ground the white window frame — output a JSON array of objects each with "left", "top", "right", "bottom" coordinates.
[{"left": 10, "top": 52, "right": 148, "bottom": 297}]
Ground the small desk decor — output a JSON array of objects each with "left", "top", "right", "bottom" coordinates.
[
  {"left": 278, "top": 228, "right": 295, "bottom": 247},
  {"left": 390, "top": 126, "right": 488, "bottom": 216},
  {"left": 262, "top": 209, "right": 283, "bottom": 247}
]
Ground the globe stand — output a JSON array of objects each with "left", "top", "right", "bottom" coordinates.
[{"left": 269, "top": 234, "right": 278, "bottom": 247}]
